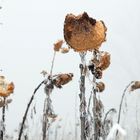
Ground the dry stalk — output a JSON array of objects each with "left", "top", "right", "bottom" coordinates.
[
  {"left": 117, "top": 81, "right": 134, "bottom": 125},
  {"left": 0, "top": 97, "right": 6, "bottom": 140},
  {"left": 18, "top": 80, "right": 45, "bottom": 140},
  {"left": 79, "top": 52, "right": 87, "bottom": 140}
]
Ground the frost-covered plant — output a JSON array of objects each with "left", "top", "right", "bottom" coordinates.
[
  {"left": 18, "top": 41, "right": 73, "bottom": 140},
  {"left": 63, "top": 12, "right": 114, "bottom": 140},
  {"left": 0, "top": 75, "right": 15, "bottom": 140}
]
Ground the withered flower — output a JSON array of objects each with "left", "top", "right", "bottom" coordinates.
[
  {"left": 0, "top": 76, "right": 15, "bottom": 97},
  {"left": 96, "top": 82, "right": 105, "bottom": 92},
  {"left": 130, "top": 81, "right": 140, "bottom": 92},
  {"left": 54, "top": 40, "right": 64, "bottom": 52},
  {"left": 98, "top": 52, "right": 110, "bottom": 71},
  {"left": 64, "top": 12, "right": 107, "bottom": 52},
  {"left": 52, "top": 73, "right": 73, "bottom": 88}
]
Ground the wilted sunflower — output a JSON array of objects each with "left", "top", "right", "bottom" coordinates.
[
  {"left": 0, "top": 76, "right": 15, "bottom": 97},
  {"left": 64, "top": 12, "right": 107, "bottom": 52},
  {"left": 54, "top": 40, "right": 64, "bottom": 52}
]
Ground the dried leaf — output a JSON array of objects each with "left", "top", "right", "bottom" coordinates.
[
  {"left": 96, "top": 82, "right": 105, "bottom": 92},
  {"left": 64, "top": 12, "right": 107, "bottom": 52},
  {"left": 130, "top": 81, "right": 140, "bottom": 92},
  {"left": 98, "top": 52, "right": 110, "bottom": 70},
  {"left": 53, "top": 73, "right": 73, "bottom": 88},
  {"left": 94, "top": 68, "right": 102, "bottom": 79},
  {"left": 61, "top": 47, "right": 70, "bottom": 53},
  {"left": 54, "top": 40, "right": 63, "bottom": 52}
]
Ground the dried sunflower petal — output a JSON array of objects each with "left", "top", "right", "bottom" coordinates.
[
  {"left": 54, "top": 40, "right": 63, "bottom": 52},
  {"left": 64, "top": 12, "right": 107, "bottom": 52}
]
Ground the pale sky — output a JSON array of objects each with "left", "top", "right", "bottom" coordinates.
[{"left": 0, "top": 0, "right": 140, "bottom": 138}]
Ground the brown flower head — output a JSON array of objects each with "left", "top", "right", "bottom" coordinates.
[
  {"left": 54, "top": 40, "right": 64, "bottom": 52},
  {"left": 130, "top": 81, "right": 140, "bottom": 92},
  {"left": 52, "top": 73, "right": 73, "bottom": 88},
  {"left": 0, "top": 76, "right": 15, "bottom": 97},
  {"left": 96, "top": 82, "right": 105, "bottom": 92},
  {"left": 64, "top": 12, "right": 107, "bottom": 52}
]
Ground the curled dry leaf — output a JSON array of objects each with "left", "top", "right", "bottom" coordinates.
[
  {"left": 94, "top": 68, "right": 103, "bottom": 79},
  {"left": 52, "top": 73, "right": 73, "bottom": 88},
  {"left": 64, "top": 12, "right": 107, "bottom": 52},
  {"left": 54, "top": 40, "right": 64, "bottom": 52},
  {"left": 98, "top": 52, "right": 110, "bottom": 71},
  {"left": 0, "top": 76, "right": 15, "bottom": 97},
  {"left": 96, "top": 82, "right": 105, "bottom": 92},
  {"left": 90, "top": 51, "right": 110, "bottom": 71},
  {"left": 130, "top": 81, "right": 140, "bottom": 92},
  {"left": 61, "top": 47, "right": 70, "bottom": 53}
]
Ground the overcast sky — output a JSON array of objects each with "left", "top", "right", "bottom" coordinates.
[{"left": 0, "top": 0, "right": 140, "bottom": 137}]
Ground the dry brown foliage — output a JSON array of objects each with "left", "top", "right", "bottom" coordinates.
[
  {"left": 64, "top": 12, "right": 107, "bottom": 52},
  {"left": 98, "top": 52, "right": 110, "bottom": 71},
  {"left": 53, "top": 73, "right": 73, "bottom": 88},
  {"left": 54, "top": 40, "right": 63, "bottom": 51},
  {"left": 91, "top": 51, "right": 110, "bottom": 71},
  {"left": 130, "top": 81, "right": 140, "bottom": 92},
  {"left": 96, "top": 82, "right": 105, "bottom": 92},
  {"left": 61, "top": 47, "right": 70, "bottom": 53}
]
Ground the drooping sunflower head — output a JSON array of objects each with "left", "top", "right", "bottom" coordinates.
[{"left": 64, "top": 12, "right": 107, "bottom": 52}]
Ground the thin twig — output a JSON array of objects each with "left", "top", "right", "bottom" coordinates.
[
  {"left": 50, "top": 51, "right": 56, "bottom": 76},
  {"left": 18, "top": 80, "right": 45, "bottom": 140}
]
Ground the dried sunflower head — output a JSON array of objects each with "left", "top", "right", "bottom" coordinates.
[
  {"left": 0, "top": 76, "right": 15, "bottom": 97},
  {"left": 54, "top": 40, "right": 64, "bottom": 52},
  {"left": 130, "top": 81, "right": 140, "bottom": 92},
  {"left": 64, "top": 12, "right": 107, "bottom": 52}
]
